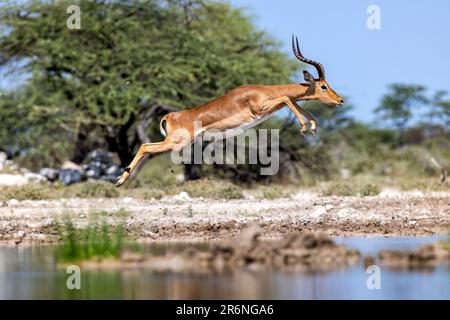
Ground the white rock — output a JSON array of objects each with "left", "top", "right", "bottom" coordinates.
[
  {"left": 379, "top": 188, "right": 402, "bottom": 197},
  {"left": 122, "top": 197, "right": 134, "bottom": 203},
  {"left": 0, "top": 152, "right": 7, "bottom": 170},
  {"left": 5, "top": 160, "right": 18, "bottom": 171},
  {"left": 31, "top": 234, "right": 47, "bottom": 240},
  {"left": 407, "top": 190, "right": 425, "bottom": 197},
  {"left": 335, "top": 208, "right": 356, "bottom": 220},
  {"left": 379, "top": 188, "right": 425, "bottom": 198},
  {"left": 311, "top": 206, "right": 327, "bottom": 219},
  {"left": 13, "top": 231, "right": 26, "bottom": 239},
  {"left": 0, "top": 174, "right": 28, "bottom": 186},
  {"left": 40, "top": 218, "right": 54, "bottom": 228},
  {"left": 8, "top": 199, "right": 20, "bottom": 206},
  {"left": 340, "top": 168, "right": 351, "bottom": 179},
  {"left": 291, "top": 191, "right": 318, "bottom": 200},
  {"left": 24, "top": 172, "right": 46, "bottom": 183},
  {"left": 20, "top": 168, "right": 31, "bottom": 174},
  {"left": 142, "top": 229, "right": 157, "bottom": 238},
  {"left": 174, "top": 191, "right": 191, "bottom": 201},
  {"left": 39, "top": 168, "right": 59, "bottom": 181},
  {"left": 244, "top": 194, "right": 255, "bottom": 200},
  {"left": 61, "top": 160, "right": 82, "bottom": 171}
]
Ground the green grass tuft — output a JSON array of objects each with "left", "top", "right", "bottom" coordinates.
[{"left": 54, "top": 214, "right": 135, "bottom": 263}]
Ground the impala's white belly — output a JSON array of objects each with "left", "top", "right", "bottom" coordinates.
[{"left": 204, "top": 114, "right": 273, "bottom": 140}]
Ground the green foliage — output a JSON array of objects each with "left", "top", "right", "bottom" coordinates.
[
  {"left": 430, "top": 90, "right": 450, "bottom": 125},
  {"left": 0, "top": 0, "right": 449, "bottom": 190},
  {"left": 0, "top": 0, "right": 296, "bottom": 166},
  {"left": 55, "top": 214, "right": 132, "bottom": 263},
  {"left": 375, "top": 84, "right": 428, "bottom": 130}
]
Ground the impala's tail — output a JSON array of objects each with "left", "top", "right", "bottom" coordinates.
[{"left": 159, "top": 116, "right": 168, "bottom": 137}]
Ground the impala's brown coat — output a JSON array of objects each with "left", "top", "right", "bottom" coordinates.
[
  {"left": 115, "top": 80, "right": 343, "bottom": 187},
  {"left": 115, "top": 37, "right": 344, "bottom": 186}
]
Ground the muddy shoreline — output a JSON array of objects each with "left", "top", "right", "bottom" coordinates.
[
  {"left": 0, "top": 191, "right": 449, "bottom": 245},
  {"left": 67, "top": 227, "right": 361, "bottom": 272}
]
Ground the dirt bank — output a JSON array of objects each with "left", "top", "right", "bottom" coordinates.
[
  {"left": 0, "top": 191, "right": 449, "bottom": 244},
  {"left": 377, "top": 241, "right": 450, "bottom": 270},
  {"left": 75, "top": 227, "right": 361, "bottom": 272}
]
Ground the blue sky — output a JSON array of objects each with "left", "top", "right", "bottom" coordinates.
[
  {"left": 1, "top": 1, "right": 449, "bottom": 123},
  {"left": 229, "top": 0, "right": 450, "bottom": 122}
]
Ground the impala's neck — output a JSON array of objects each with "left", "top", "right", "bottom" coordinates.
[{"left": 269, "top": 84, "right": 312, "bottom": 101}]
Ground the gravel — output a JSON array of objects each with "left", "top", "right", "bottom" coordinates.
[{"left": 0, "top": 191, "right": 449, "bottom": 244}]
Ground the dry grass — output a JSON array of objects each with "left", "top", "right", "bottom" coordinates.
[{"left": 0, "top": 175, "right": 448, "bottom": 202}]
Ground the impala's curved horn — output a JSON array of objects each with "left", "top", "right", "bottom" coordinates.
[{"left": 291, "top": 35, "right": 325, "bottom": 80}]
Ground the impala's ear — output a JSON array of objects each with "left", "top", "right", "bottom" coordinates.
[
  {"left": 303, "top": 70, "right": 316, "bottom": 95},
  {"left": 303, "top": 70, "right": 316, "bottom": 86}
]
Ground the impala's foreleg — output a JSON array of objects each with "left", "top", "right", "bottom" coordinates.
[
  {"left": 115, "top": 140, "right": 175, "bottom": 187},
  {"left": 263, "top": 96, "right": 309, "bottom": 135},
  {"left": 292, "top": 100, "right": 318, "bottom": 135}
]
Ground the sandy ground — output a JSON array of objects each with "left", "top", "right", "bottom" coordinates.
[{"left": 0, "top": 190, "right": 449, "bottom": 244}]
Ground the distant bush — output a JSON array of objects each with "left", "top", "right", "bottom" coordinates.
[
  {"left": 127, "top": 188, "right": 166, "bottom": 200},
  {"left": 320, "top": 180, "right": 380, "bottom": 197},
  {"left": 360, "top": 183, "right": 381, "bottom": 196},
  {"left": 217, "top": 185, "right": 245, "bottom": 199},
  {"left": 259, "top": 185, "right": 289, "bottom": 199},
  {"left": 399, "top": 178, "right": 449, "bottom": 192},
  {"left": 178, "top": 179, "right": 244, "bottom": 199},
  {"left": 0, "top": 184, "right": 53, "bottom": 200},
  {"left": 68, "top": 181, "right": 119, "bottom": 198},
  {"left": 320, "top": 181, "right": 355, "bottom": 196}
]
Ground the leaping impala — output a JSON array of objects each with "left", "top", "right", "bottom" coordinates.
[{"left": 115, "top": 35, "right": 344, "bottom": 187}]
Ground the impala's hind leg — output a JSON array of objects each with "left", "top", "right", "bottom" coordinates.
[{"left": 115, "top": 140, "right": 174, "bottom": 187}]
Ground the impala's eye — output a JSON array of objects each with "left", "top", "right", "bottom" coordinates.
[{"left": 321, "top": 85, "right": 328, "bottom": 91}]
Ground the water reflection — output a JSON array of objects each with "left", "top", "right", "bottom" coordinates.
[{"left": 0, "top": 237, "right": 449, "bottom": 299}]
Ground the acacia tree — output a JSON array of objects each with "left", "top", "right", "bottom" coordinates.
[
  {"left": 375, "top": 84, "right": 428, "bottom": 130},
  {"left": 0, "top": 0, "right": 296, "bottom": 168},
  {"left": 430, "top": 90, "right": 450, "bottom": 126}
]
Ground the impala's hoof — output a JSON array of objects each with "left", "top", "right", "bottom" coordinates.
[
  {"left": 115, "top": 176, "right": 125, "bottom": 187},
  {"left": 300, "top": 128, "right": 308, "bottom": 136},
  {"left": 310, "top": 127, "right": 317, "bottom": 136}
]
